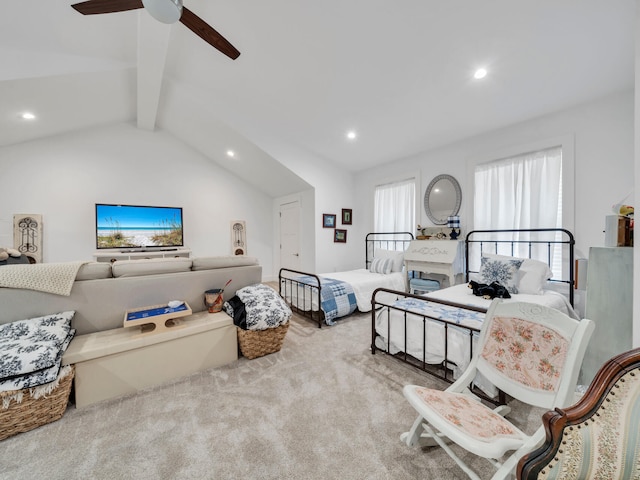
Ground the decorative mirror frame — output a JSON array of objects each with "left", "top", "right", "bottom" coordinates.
[{"left": 424, "top": 174, "right": 462, "bottom": 225}]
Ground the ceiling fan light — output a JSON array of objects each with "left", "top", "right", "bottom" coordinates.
[{"left": 142, "top": 0, "right": 183, "bottom": 24}]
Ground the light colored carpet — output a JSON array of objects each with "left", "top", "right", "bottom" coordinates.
[{"left": 0, "top": 307, "right": 544, "bottom": 480}]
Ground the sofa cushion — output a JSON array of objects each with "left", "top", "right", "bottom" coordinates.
[
  {"left": 192, "top": 256, "right": 259, "bottom": 271},
  {"left": 111, "top": 258, "right": 193, "bottom": 278},
  {"left": 75, "top": 262, "right": 112, "bottom": 281}
]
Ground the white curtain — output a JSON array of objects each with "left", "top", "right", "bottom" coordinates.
[
  {"left": 474, "top": 147, "right": 563, "bottom": 274},
  {"left": 374, "top": 178, "right": 415, "bottom": 237}
]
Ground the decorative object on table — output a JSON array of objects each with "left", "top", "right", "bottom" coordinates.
[
  {"left": 13, "top": 214, "right": 42, "bottom": 264},
  {"left": 123, "top": 302, "right": 192, "bottom": 334},
  {"left": 204, "top": 279, "right": 232, "bottom": 313},
  {"left": 223, "top": 284, "right": 291, "bottom": 359},
  {"left": 230, "top": 220, "right": 247, "bottom": 256},
  {"left": 341, "top": 208, "right": 352, "bottom": 225},
  {"left": 334, "top": 229, "right": 347, "bottom": 243},
  {"left": 415, "top": 225, "right": 430, "bottom": 240},
  {"left": 611, "top": 190, "right": 634, "bottom": 217},
  {"left": 447, "top": 215, "right": 460, "bottom": 240},
  {"left": 322, "top": 213, "right": 336, "bottom": 228},
  {"left": 605, "top": 215, "right": 632, "bottom": 247}
]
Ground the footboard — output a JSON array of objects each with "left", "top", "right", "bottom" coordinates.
[
  {"left": 279, "top": 268, "right": 324, "bottom": 328},
  {"left": 371, "top": 288, "right": 500, "bottom": 400}
]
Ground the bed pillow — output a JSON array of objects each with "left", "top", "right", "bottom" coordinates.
[
  {"left": 479, "top": 256, "right": 524, "bottom": 294},
  {"left": 483, "top": 254, "right": 553, "bottom": 295},
  {"left": 370, "top": 257, "right": 393, "bottom": 274},
  {"left": 373, "top": 249, "right": 404, "bottom": 272}
]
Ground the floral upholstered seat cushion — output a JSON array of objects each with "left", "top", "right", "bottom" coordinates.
[
  {"left": 481, "top": 315, "right": 569, "bottom": 392},
  {"left": 413, "top": 387, "right": 526, "bottom": 443}
]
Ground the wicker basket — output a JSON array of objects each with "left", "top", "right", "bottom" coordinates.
[
  {"left": 237, "top": 322, "right": 289, "bottom": 359},
  {"left": 0, "top": 365, "right": 74, "bottom": 441}
]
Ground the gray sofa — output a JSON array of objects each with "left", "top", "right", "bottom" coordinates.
[{"left": 0, "top": 255, "right": 262, "bottom": 335}]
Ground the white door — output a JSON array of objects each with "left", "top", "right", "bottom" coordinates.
[{"left": 280, "top": 201, "right": 301, "bottom": 271}]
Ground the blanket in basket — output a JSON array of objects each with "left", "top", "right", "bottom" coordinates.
[
  {"left": 298, "top": 275, "right": 357, "bottom": 325},
  {"left": 0, "top": 311, "right": 76, "bottom": 392},
  {"left": 224, "top": 284, "right": 291, "bottom": 331}
]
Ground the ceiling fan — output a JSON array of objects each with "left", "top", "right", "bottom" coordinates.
[{"left": 71, "top": 0, "right": 240, "bottom": 60}]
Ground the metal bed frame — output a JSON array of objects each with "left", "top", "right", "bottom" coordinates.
[
  {"left": 279, "top": 232, "right": 414, "bottom": 328},
  {"left": 371, "top": 228, "right": 576, "bottom": 401}
]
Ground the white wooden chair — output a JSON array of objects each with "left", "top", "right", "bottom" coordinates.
[{"left": 400, "top": 300, "right": 594, "bottom": 480}]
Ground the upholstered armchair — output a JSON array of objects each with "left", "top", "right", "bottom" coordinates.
[{"left": 517, "top": 347, "right": 640, "bottom": 479}]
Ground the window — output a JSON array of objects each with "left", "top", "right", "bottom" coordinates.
[
  {"left": 374, "top": 178, "right": 416, "bottom": 238},
  {"left": 474, "top": 146, "right": 563, "bottom": 275}
]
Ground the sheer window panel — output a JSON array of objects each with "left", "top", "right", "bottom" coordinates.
[
  {"left": 473, "top": 146, "right": 563, "bottom": 277},
  {"left": 374, "top": 178, "right": 416, "bottom": 251}
]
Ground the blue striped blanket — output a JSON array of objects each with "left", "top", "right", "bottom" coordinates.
[{"left": 298, "top": 275, "right": 357, "bottom": 325}]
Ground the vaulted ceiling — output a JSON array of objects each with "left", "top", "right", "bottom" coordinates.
[{"left": 1, "top": 1, "right": 635, "bottom": 196}]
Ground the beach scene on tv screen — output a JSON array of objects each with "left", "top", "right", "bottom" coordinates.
[{"left": 96, "top": 205, "right": 183, "bottom": 249}]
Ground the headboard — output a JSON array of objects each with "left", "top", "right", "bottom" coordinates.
[
  {"left": 365, "top": 232, "right": 414, "bottom": 269},
  {"left": 465, "top": 228, "right": 575, "bottom": 306}
]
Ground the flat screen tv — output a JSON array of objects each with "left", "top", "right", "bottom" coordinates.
[{"left": 95, "top": 204, "right": 184, "bottom": 250}]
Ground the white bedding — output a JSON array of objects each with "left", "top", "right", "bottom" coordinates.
[
  {"left": 282, "top": 269, "right": 406, "bottom": 314},
  {"left": 374, "top": 283, "right": 579, "bottom": 396},
  {"left": 426, "top": 283, "right": 578, "bottom": 319}
]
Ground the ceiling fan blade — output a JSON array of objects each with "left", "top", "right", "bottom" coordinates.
[
  {"left": 180, "top": 7, "right": 240, "bottom": 60},
  {"left": 71, "top": 0, "right": 143, "bottom": 15}
]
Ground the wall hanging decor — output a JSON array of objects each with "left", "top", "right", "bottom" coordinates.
[
  {"left": 231, "top": 220, "right": 247, "bottom": 255},
  {"left": 334, "top": 229, "right": 347, "bottom": 243},
  {"left": 342, "top": 208, "right": 352, "bottom": 225},
  {"left": 323, "top": 214, "right": 336, "bottom": 228},
  {"left": 13, "top": 214, "right": 42, "bottom": 263}
]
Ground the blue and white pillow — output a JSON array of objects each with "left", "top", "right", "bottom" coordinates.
[
  {"left": 369, "top": 257, "right": 393, "bottom": 274},
  {"left": 479, "top": 256, "right": 524, "bottom": 294}
]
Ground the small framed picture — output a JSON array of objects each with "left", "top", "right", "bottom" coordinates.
[
  {"left": 323, "top": 214, "right": 336, "bottom": 228},
  {"left": 342, "top": 208, "right": 352, "bottom": 225},
  {"left": 334, "top": 229, "right": 347, "bottom": 243}
]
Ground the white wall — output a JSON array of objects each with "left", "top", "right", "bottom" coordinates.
[
  {"left": 355, "top": 90, "right": 634, "bottom": 262},
  {"left": 0, "top": 122, "right": 275, "bottom": 278},
  {"left": 238, "top": 136, "right": 360, "bottom": 274}
]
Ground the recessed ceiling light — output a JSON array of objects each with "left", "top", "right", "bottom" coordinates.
[
  {"left": 346, "top": 131, "right": 357, "bottom": 140},
  {"left": 226, "top": 150, "right": 235, "bottom": 158},
  {"left": 473, "top": 68, "right": 488, "bottom": 80},
  {"left": 21, "top": 112, "right": 36, "bottom": 120}
]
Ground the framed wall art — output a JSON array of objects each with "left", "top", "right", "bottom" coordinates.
[
  {"left": 334, "top": 229, "right": 347, "bottom": 243},
  {"left": 341, "top": 208, "right": 352, "bottom": 225},
  {"left": 323, "top": 214, "right": 336, "bottom": 228}
]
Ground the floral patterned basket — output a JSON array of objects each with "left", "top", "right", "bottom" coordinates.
[{"left": 0, "top": 365, "right": 74, "bottom": 441}]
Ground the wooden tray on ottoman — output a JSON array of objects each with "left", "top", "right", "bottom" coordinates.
[
  {"left": 0, "top": 365, "right": 74, "bottom": 441},
  {"left": 237, "top": 322, "right": 289, "bottom": 359}
]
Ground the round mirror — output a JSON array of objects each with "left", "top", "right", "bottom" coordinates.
[{"left": 424, "top": 174, "right": 462, "bottom": 225}]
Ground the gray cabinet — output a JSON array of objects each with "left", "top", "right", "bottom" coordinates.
[{"left": 581, "top": 247, "right": 633, "bottom": 385}]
